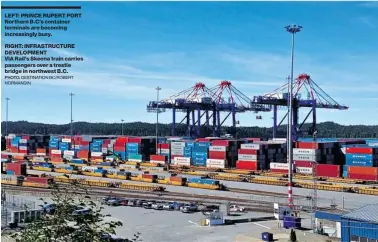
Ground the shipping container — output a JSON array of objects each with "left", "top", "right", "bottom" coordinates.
[
  {"left": 6, "top": 163, "right": 27, "bottom": 176},
  {"left": 24, "top": 177, "right": 51, "bottom": 185},
  {"left": 294, "top": 160, "right": 314, "bottom": 168},
  {"left": 238, "top": 154, "right": 265, "bottom": 161},
  {"left": 348, "top": 173, "right": 378, "bottom": 181},
  {"left": 208, "top": 151, "right": 227, "bottom": 160},
  {"left": 240, "top": 144, "right": 265, "bottom": 150},
  {"left": 346, "top": 147, "right": 376, "bottom": 155},
  {"left": 211, "top": 140, "right": 230, "bottom": 146},
  {"left": 172, "top": 157, "right": 191, "bottom": 166},
  {"left": 270, "top": 163, "right": 292, "bottom": 170},
  {"left": 293, "top": 148, "right": 320, "bottom": 156},
  {"left": 236, "top": 160, "right": 258, "bottom": 170},
  {"left": 292, "top": 154, "right": 320, "bottom": 162},
  {"left": 209, "top": 146, "right": 227, "bottom": 152},
  {"left": 238, "top": 149, "right": 260, "bottom": 155},
  {"left": 315, "top": 164, "right": 341, "bottom": 178},
  {"left": 206, "top": 159, "right": 226, "bottom": 168},
  {"left": 295, "top": 167, "right": 313, "bottom": 175},
  {"left": 347, "top": 166, "right": 378, "bottom": 176}
]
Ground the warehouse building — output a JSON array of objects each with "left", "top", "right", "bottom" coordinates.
[
  {"left": 315, "top": 204, "right": 378, "bottom": 242},
  {"left": 341, "top": 203, "right": 378, "bottom": 242}
]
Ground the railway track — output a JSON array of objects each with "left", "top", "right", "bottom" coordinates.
[{"left": 1, "top": 184, "right": 275, "bottom": 212}]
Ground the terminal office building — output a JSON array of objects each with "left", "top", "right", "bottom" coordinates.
[{"left": 316, "top": 203, "right": 378, "bottom": 242}]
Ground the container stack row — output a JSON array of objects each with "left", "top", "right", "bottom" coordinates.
[{"left": 344, "top": 145, "right": 378, "bottom": 180}]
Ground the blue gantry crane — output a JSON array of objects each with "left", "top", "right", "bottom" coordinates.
[
  {"left": 253, "top": 73, "right": 348, "bottom": 140},
  {"left": 147, "top": 81, "right": 270, "bottom": 138}
]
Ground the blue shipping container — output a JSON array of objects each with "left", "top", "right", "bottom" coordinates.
[
  {"left": 191, "top": 152, "right": 208, "bottom": 158},
  {"left": 194, "top": 142, "right": 211, "bottom": 148},
  {"left": 345, "top": 159, "right": 374, "bottom": 167},
  {"left": 187, "top": 178, "right": 202, "bottom": 183},
  {"left": 346, "top": 154, "right": 373, "bottom": 160},
  {"left": 126, "top": 143, "right": 139, "bottom": 148}
]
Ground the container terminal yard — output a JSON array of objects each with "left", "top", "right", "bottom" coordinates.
[{"left": 2, "top": 69, "right": 378, "bottom": 241}]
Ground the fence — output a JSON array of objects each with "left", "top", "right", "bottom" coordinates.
[{"left": 1, "top": 190, "right": 36, "bottom": 228}]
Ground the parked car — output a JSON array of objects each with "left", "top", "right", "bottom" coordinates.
[
  {"left": 143, "top": 203, "right": 152, "bottom": 209},
  {"left": 102, "top": 196, "right": 117, "bottom": 204},
  {"left": 163, "top": 202, "right": 175, "bottom": 210},
  {"left": 230, "top": 205, "right": 245, "bottom": 212},
  {"left": 43, "top": 204, "right": 56, "bottom": 214},
  {"left": 152, "top": 203, "right": 164, "bottom": 210},
  {"left": 119, "top": 199, "right": 129, "bottom": 206},
  {"left": 107, "top": 198, "right": 122, "bottom": 206},
  {"left": 136, "top": 200, "right": 147, "bottom": 207},
  {"left": 201, "top": 205, "right": 220, "bottom": 215},
  {"left": 181, "top": 203, "right": 198, "bottom": 213},
  {"left": 72, "top": 206, "right": 92, "bottom": 216},
  {"left": 127, "top": 199, "right": 136, "bottom": 206}
]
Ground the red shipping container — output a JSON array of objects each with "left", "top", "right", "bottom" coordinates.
[
  {"left": 315, "top": 164, "right": 340, "bottom": 178},
  {"left": 6, "top": 163, "right": 27, "bottom": 176},
  {"left": 170, "top": 176, "right": 184, "bottom": 182},
  {"left": 24, "top": 177, "right": 50, "bottom": 184},
  {"left": 103, "top": 140, "right": 111, "bottom": 145},
  {"left": 158, "top": 143, "right": 170, "bottom": 149},
  {"left": 1, "top": 154, "right": 9, "bottom": 159},
  {"left": 209, "top": 151, "right": 227, "bottom": 159},
  {"left": 77, "top": 150, "right": 89, "bottom": 159},
  {"left": 51, "top": 157, "right": 63, "bottom": 163},
  {"left": 14, "top": 155, "right": 26, "bottom": 160},
  {"left": 294, "top": 160, "right": 314, "bottom": 168},
  {"left": 36, "top": 148, "right": 47, "bottom": 154},
  {"left": 19, "top": 150, "right": 27, "bottom": 154},
  {"left": 271, "top": 169, "right": 289, "bottom": 174},
  {"left": 346, "top": 147, "right": 375, "bottom": 155},
  {"left": 348, "top": 166, "right": 378, "bottom": 176},
  {"left": 22, "top": 136, "right": 30, "bottom": 139},
  {"left": 10, "top": 147, "right": 19, "bottom": 153},
  {"left": 128, "top": 137, "right": 142, "bottom": 143},
  {"left": 142, "top": 174, "right": 154, "bottom": 179},
  {"left": 238, "top": 149, "right": 260, "bottom": 155},
  {"left": 211, "top": 140, "right": 230, "bottom": 146},
  {"left": 348, "top": 173, "right": 378, "bottom": 181},
  {"left": 236, "top": 160, "right": 258, "bottom": 170},
  {"left": 150, "top": 155, "right": 166, "bottom": 161},
  {"left": 297, "top": 142, "right": 320, "bottom": 149},
  {"left": 114, "top": 146, "right": 126, "bottom": 152}
]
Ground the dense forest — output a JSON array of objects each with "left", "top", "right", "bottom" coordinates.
[{"left": 2, "top": 121, "right": 377, "bottom": 138}]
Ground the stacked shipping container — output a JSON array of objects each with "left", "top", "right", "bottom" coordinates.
[{"left": 344, "top": 145, "right": 378, "bottom": 180}]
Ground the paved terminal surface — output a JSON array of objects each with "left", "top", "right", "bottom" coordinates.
[{"left": 6, "top": 194, "right": 339, "bottom": 242}]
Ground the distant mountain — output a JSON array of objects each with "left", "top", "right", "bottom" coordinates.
[{"left": 1, "top": 121, "right": 377, "bottom": 139}]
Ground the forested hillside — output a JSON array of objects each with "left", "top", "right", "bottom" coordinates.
[{"left": 2, "top": 121, "right": 377, "bottom": 138}]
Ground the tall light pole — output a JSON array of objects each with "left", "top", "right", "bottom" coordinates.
[
  {"left": 69, "top": 93, "right": 74, "bottom": 139},
  {"left": 121, "top": 119, "right": 124, "bottom": 135},
  {"left": 156, "top": 86, "right": 161, "bottom": 154},
  {"left": 285, "top": 24, "right": 302, "bottom": 209},
  {"left": 5, "top": 97, "right": 10, "bottom": 136}
]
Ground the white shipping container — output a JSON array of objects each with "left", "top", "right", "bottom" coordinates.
[
  {"left": 18, "top": 146, "right": 27, "bottom": 151},
  {"left": 64, "top": 150, "right": 75, "bottom": 156},
  {"left": 296, "top": 167, "right": 313, "bottom": 174},
  {"left": 171, "top": 142, "right": 186, "bottom": 147},
  {"left": 150, "top": 160, "right": 166, "bottom": 165},
  {"left": 209, "top": 146, "right": 227, "bottom": 152},
  {"left": 240, "top": 144, "right": 264, "bottom": 150},
  {"left": 238, "top": 154, "right": 265, "bottom": 161},
  {"left": 19, "top": 139, "right": 27, "bottom": 144},
  {"left": 32, "top": 157, "right": 45, "bottom": 162},
  {"left": 270, "top": 162, "right": 291, "bottom": 170},
  {"left": 171, "top": 150, "right": 184, "bottom": 155},
  {"left": 62, "top": 138, "right": 72, "bottom": 143},
  {"left": 172, "top": 157, "right": 191, "bottom": 166},
  {"left": 292, "top": 154, "right": 319, "bottom": 162},
  {"left": 51, "top": 150, "right": 62, "bottom": 155},
  {"left": 36, "top": 153, "right": 46, "bottom": 156},
  {"left": 293, "top": 148, "right": 320, "bottom": 156},
  {"left": 158, "top": 149, "right": 170, "bottom": 154},
  {"left": 206, "top": 159, "right": 226, "bottom": 168},
  {"left": 91, "top": 152, "right": 103, "bottom": 157}
]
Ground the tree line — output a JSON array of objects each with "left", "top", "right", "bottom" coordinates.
[{"left": 1, "top": 121, "right": 377, "bottom": 138}]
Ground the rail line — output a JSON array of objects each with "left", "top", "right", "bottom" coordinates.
[{"left": 1, "top": 184, "right": 275, "bottom": 213}]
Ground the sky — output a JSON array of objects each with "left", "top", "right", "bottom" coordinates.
[{"left": 1, "top": 1, "right": 378, "bottom": 127}]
